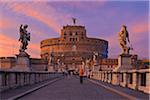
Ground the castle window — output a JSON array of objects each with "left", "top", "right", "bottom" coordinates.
[
  {"left": 73, "top": 38, "right": 75, "bottom": 42},
  {"left": 75, "top": 32, "right": 78, "bottom": 35},
  {"left": 64, "top": 32, "right": 66, "bottom": 35},
  {"left": 70, "top": 38, "right": 72, "bottom": 41},
  {"left": 76, "top": 38, "right": 78, "bottom": 41},
  {"left": 70, "top": 32, "right": 72, "bottom": 36}
]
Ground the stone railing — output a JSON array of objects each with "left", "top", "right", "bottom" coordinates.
[
  {"left": 91, "top": 69, "right": 150, "bottom": 94},
  {"left": 0, "top": 71, "right": 62, "bottom": 92}
]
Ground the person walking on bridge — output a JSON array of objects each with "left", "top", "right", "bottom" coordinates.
[{"left": 79, "top": 67, "right": 84, "bottom": 84}]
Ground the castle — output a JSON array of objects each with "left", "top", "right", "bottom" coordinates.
[{"left": 40, "top": 24, "right": 108, "bottom": 70}]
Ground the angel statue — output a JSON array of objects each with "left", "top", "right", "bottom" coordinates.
[
  {"left": 118, "top": 25, "right": 133, "bottom": 54},
  {"left": 19, "top": 24, "right": 30, "bottom": 52},
  {"left": 48, "top": 51, "right": 54, "bottom": 65}
]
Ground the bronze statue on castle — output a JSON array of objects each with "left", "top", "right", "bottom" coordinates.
[
  {"left": 72, "top": 17, "right": 76, "bottom": 25},
  {"left": 118, "top": 25, "right": 133, "bottom": 54},
  {"left": 19, "top": 24, "right": 30, "bottom": 52}
]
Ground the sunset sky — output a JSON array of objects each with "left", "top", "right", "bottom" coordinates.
[{"left": 0, "top": 1, "right": 149, "bottom": 59}]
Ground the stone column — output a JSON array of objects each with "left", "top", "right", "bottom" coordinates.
[
  {"left": 146, "top": 72, "right": 150, "bottom": 94},
  {"left": 108, "top": 72, "right": 111, "bottom": 83},
  {"left": 132, "top": 71, "right": 137, "bottom": 89},
  {"left": 0, "top": 73, "right": 2, "bottom": 92},
  {"left": 122, "top": 72, "right": 127, "bottom": 87},
  {"left": 112, "top": 72, "right": 119, "bottom": 85},
  {"left": 146, "top": 73, "right": 150, "bottom": 86}
]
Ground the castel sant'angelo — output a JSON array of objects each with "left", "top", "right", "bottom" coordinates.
[{"left": 40, "top": 19, "right": 108, "bottom": 69}]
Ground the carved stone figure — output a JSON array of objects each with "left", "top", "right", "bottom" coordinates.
[
  {"left": 93, "top": 52, "right": 98, "bottom": 61},
  {"left": 57, "top": 59, "right": 61, "bottom": 66},
  {"left": 49, "top": 51, "right": 54, "bottom": 65},
  {"left": 19, "top": 24, "right": 30, "bottom": 52},
  {"left": 92, "top": 52, "right": 98, "bottom": 66},
  {"left": 86, "top": 59, "right": 91, "bottom": 68},
  {"left": 119, "top": 25, "right": 133, "bottom": 54},
  {"left": 82, "top": 61, "right": 85, "bottom": 69}
]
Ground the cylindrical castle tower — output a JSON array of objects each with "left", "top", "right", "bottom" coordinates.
[{"left": 40, "top": 24, "right": 108, "bottom": 69}]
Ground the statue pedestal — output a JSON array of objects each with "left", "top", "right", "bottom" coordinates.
[
  {"left": 112, "top": 54, "right": 132, "bottom": 85},
  {"left": 114, "top": 54, "right": 132, "bottom": 72},
  {"left": 48, "top": 65, "right": 55, "bottom": 72},
  {"left": 11, "top": 52, "right": 31, "bottom": 71},
  {"left": 93, "top": 65, "right": 99, "bottom": 71},
  {"left": 92, "top": 58, "right": 99, "bottom": 71}
]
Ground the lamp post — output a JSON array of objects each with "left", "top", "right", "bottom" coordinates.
[
  {"left": 61, "top": 54, "right": 64, "bottom": 72},
  {"left": 45, "top": 53, "right": 49, "bottom": 71}
]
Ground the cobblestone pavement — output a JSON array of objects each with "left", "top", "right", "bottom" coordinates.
[
  {"left": 18, "top": 76, "right": 144, "bottom": 100},
  {"left": 1, "top": 77, "right": 61, "bottom": 100},
  {"left": 2, "top": 76, "right": 149, "bottom": 100},
  {"left": 91, "top": 79, "right": 149, "bottom": 100}
]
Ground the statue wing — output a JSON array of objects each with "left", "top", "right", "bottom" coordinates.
[
  {"left": 19, "top": 25, "right": 24, "bottom": 41},
  {"left": 126, "top": 30, "right": 130, "bottom": 43},
  {"left": 28, "top": 34, "right": 30, "bottom": 41},
  {"left": 27, "top": 33, "right": 30, "bottom": 41}
]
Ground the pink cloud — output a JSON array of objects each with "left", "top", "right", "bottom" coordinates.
[
  {"left": 27, "top": 43, "right": 41, "bottom": 58},
  {"left": 4, "top": 2, "right": 60, "bottom": 33},
  {"left": 0, "top": 17, "right": 17, "bottom": 29},
  {"left": 4, "top": 2, "right": 73, "bottom": 34},
  {"left": 0, "top": 34, "right": 18, "bottom": 57},
  {"left": 130, "top": 22, "right": 148, "bottom": 34},
  {"left": 0, "top": 33, "right": 40, "bottom": 58},
  {"left": 129, "top": 21, "right": 149, "bottom": 40}
]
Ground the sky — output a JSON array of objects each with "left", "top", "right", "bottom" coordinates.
[{"left": 0, "top": 0, "right": 149, "bottom": 59}]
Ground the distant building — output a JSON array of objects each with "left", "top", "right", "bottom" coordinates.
[
  {"left": 137, "top": 59, "right": 150, "bottom": 69},
  {"left": 99, "top": 58, "right": 118, "bottom": 71},
  {"left": 0, "top": 57, "right": 47, "bottom": 71},
  {"left": 40, "top": 25, "right": 108, "bottom": 70},
  {"left": 0, "top": 57, "right": 16, "bottom": 70}
]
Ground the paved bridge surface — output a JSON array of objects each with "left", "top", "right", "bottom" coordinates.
[{"left": 1, "top": 76, "right": 149, "bottom": 100}]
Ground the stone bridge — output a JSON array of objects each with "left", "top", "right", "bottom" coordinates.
[{"left": 0, "top": 71, "right": 149, "bottom": 100}]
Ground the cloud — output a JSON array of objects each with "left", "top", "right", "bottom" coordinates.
[
  {"left": 0, "top": 2, "right": 148, "bottom": 59},
  {"left": 130, "top": 21, "right": 148, "bottom": 37},
  {"left": 3, "top": 2, "right": 73, "bottom": 33},
  {"left": 27, "top": 43, "right": 41, "bottom": 58},
  {"left": 0, "top": 17, "right": 17, "bottom": 29},
  {"left": 4, "top": 2, "right": 62, "bottom": 34},
  {"left": 0, "top": 33, "right": 18, "bottom": 57},
  {"left": 0, "top": 33, "right": 40, "bottom": 58}
]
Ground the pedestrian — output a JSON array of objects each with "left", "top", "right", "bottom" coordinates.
[{"left": 79, "top": 67, "right": 84, "bottom": 84}]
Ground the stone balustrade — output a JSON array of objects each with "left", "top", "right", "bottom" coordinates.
[
  {"left": 0, "top": 71, "right": 62, "bottom": 92},
  {"left": 91, "top": 69, "right": 150, "bottom": 94}
]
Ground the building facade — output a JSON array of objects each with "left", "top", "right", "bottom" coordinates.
[{"left": 40, "top": 25, "right": 108, "bottom": 70}]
